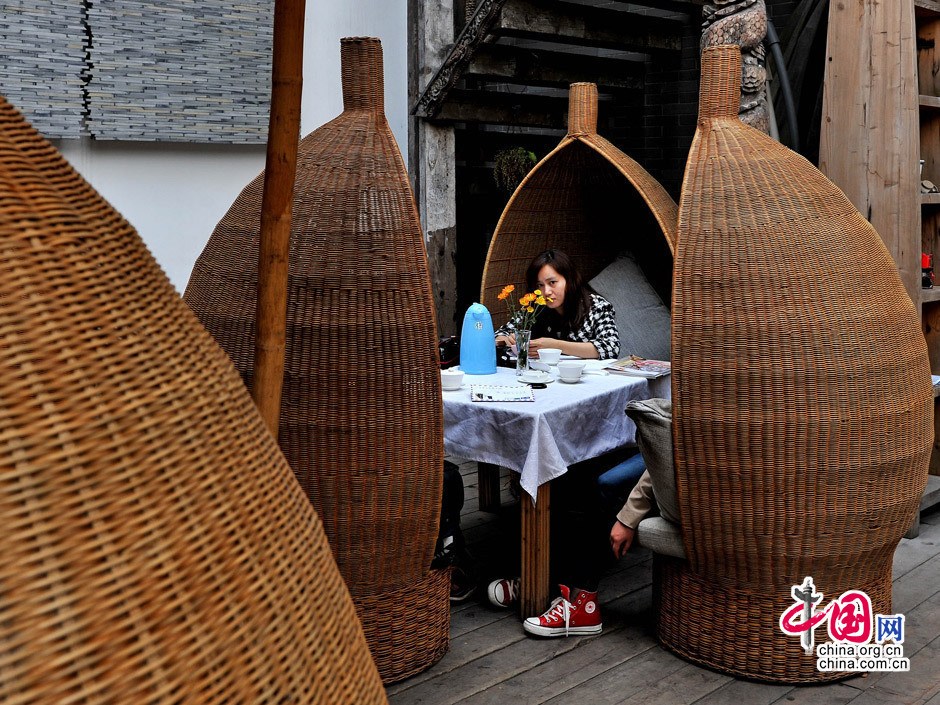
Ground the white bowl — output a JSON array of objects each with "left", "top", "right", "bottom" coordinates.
[
  {"left": 538, "top": 347, "right": 562, "bottom": 365},
  {"left": 519, "top": 370, "right": 552, "bottom": 384},
  {"left": 556, "top": 360, "right": 585, "bottom": 382},
  {"left": 441, "top": 369, "right": 464, "bottom": 391}
]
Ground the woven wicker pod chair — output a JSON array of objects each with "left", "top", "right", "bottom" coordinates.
[
  {"left": 184, "top": 37, "right": 447, "bottom": 683},
  {"left": 481, "top": 82, "right": 678, "bottom": 326},
  {"left": 0, "top": 97, "right": 386, "bottom": 703},
  {"left": 663, "top": 45, "right": 932, "bottom": 683}
]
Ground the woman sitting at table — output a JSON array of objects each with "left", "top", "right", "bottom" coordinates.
[{"left": 494, "top": 249, "right": 620, "bottom": 360}]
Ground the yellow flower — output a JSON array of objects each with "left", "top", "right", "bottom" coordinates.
[
  {"left": 534, "top": 289, "right": 542, "bottom": 296},
  {"left": 535, "top": 296, "right": 547, "bottom": 306},
  {"left": 526, "top": 306, "right": 534, "bottom": 313}
]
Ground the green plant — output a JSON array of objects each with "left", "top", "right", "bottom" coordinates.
[{"left": 493, "top": 147, "right": 537, "bottom": 193}]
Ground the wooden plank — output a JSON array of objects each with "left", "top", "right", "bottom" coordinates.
[
  {"left": 495, "top": 0, "right": 681, "bottom": 52},
  {"left": 763, "top": 684, "right": 862, "bottom": 705},
  {"left": 923, "top": 288, "right": 940, "bottom": 302},
  {"left": 391, "top": 455, "right": 940, "bottom": 703},
  {"left": 924, "top": 300, "right": 940, "bottom": 375},
  {"left": 688, "top": 679, "right": 792, "bottom": 705},
  {"left": 890, "top": 551, "right": 940, "bottom": 615},
  {"left": 466, "top": 43, "right": 644, "bottom": 91},
  {"left": 606, "top": 0, "right": 703, "bottom": 11},
  {"left": 820, "top": 0, "right": 921, "bottom": 305},
  {"left": 841, "top": 589, "right": 940, "bottom": 696},
  {"left": 396, "top": 570, "right": 655, "bottom": 704},
  {"left": 921, "top": 94, "right": 940, "bottom": 109},
  {"left": 436, "top": 89, "right": 571, "bottom": 129},
  {"left": 895, "top": 512, "right": 940, "bottom": 579},
  {"left": 477, "top": 462, "right": 502, "bottom": 512},
  {"left": 543, "top": 644, "right": 729, "bottom": 705}
]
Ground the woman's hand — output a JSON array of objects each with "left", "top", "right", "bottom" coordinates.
[
  {"left": 495, "top": 334, "right": 516, "bottom": 347},
  {"left": 610, "top": 520, "right": 635, "bottom": 559},
  {"left": 530, "top": 338, "right": 600, "bottom": 359}
]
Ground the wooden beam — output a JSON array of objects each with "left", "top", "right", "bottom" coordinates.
[
  {"left": 466, "top": 44, "right": 644, "bottom": 91},
  {"left": 606, "top": 0, "right": 703, "bottom": 11},
  {"left": 414, "top": 0, "right": 511, "bottom": 118},
  {"left": 436, "top": 89, "right": 572, "bottom": 129},
  {"left": 916, "top": 0, "right": 940, "bottom": 18},
  {"left": 495, "top": 0, "right": 682, "bottom": 52}
]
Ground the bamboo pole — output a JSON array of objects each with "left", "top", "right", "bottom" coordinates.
[{"left": 253, "top": 0, "right": 306, "bottom": 434}]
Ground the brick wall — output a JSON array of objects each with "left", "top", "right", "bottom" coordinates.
[{"left": 618, "top": 0, "right": 799, "bottom": 199}]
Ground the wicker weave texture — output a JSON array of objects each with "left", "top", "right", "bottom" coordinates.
[
  {"left": 666, "top": 45, "right": 933, "bottom": 683},
  {"left": 184, "top": 37, "right": 448, "bottom": 683},
  {"left": 0, "top": 96, "right": 386, "bottom": 703},
  {"left": 481, "top": 82, "right": 678, "bottom": 324}
]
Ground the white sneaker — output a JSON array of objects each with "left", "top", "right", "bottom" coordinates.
[{"left": 486, "top": 577, "right": 520, "bottom": 609}]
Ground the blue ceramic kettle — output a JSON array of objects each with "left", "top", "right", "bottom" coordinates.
[{"left": 459, "top": 303, "right": 496, "bottom": 374}]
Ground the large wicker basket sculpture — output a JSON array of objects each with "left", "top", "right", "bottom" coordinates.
[
  {"left": 0, "top": 97, "right": 386, "bottom": 703},
  {"left": 184, "top": 37, "right": 447, "bottom": 683},
  {"left": 664, "top": 45, "right": 933, "bottom": 683},
  {"left": 481, "top": 82, "right": 678, "bottom": 326}
]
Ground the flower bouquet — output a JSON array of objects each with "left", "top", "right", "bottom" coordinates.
[{"left": 497, "top": 284, "right": 549, "bottom": 375}]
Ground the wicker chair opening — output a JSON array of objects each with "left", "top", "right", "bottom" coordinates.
[
  {"left": 662, "top": 45, "right": 932, "bottom": 684},
  {"left": 183, "top": 37, "right": 448, "bottom": 684},
  {"left": 0, "top": 96, "right": 387, "bottom": 703},
  {"left": 481, "top": 82, "right": 678, "bottom": 327}
]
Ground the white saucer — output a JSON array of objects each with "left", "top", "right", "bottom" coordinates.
[
  {"left": 557, "top": 376, "right": 582, "bottom": 384},
  {"left": 442, "top": 384, "right": 466, "bottom": 392},
  {"left": 519, "top": 370, "right": 553, "bottom": 384}
]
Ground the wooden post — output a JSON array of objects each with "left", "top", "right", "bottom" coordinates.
[
  {"left": 409, "top": 0, "right": 459, "bottom": 336},
  {"left": 253, "top": 0, "right": 306, "bottom": 434},
  {"left": 520, "top": 483, "right": 551, "bottom": 618},
  {"left": 819, "top": 1, "right": 919, "bottom": 304}
]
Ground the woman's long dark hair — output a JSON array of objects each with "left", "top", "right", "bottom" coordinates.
[{"left": 525, "top": 249, "right": 596, "bottom": 334}]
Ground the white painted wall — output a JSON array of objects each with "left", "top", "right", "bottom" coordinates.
[{"left": 54, "top": 0, "right": 408, "bottom": 293}]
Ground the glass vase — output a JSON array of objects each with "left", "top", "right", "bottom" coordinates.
[{"left": 515, "top": 329, "right": 532, "bottom": 376}]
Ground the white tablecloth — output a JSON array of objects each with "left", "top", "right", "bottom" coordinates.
[{"left": 443, "top": 366, "right": 671, "bottom": 502}]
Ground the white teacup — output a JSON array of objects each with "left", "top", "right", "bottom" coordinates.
[
  {"left": 538, "top": 347, "right": 562, "bottom": 365},
  {"left": 441, "top": 368, "right": 464, "bottom": 391},
  {"left": 556, "top": 360, "right": 586, "bottom": 383}
]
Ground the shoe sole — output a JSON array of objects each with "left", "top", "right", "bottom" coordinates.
[
  {"left": 522, "top": 621, "right": 603, "bottom": 637},
  {"left": 486, "top": 583, "right": 519, "bottom": 609},
  {"left": 450, "top": 588, "right": 476, "bottom": 603}
]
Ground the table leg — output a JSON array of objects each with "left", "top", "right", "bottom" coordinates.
[
  {"left": 520, "top": 482, "right": 551, "bottom": 618},
  {"left": 477, "top": 462, "right": 501, "bottom": 512}
]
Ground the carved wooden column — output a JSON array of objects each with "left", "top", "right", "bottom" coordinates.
[{"left": 701, "top": 0, "right": 768, "bottom": 132}]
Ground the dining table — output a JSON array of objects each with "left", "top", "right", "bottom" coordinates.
[{"left": 442, "top": 363, "right": 671, "bottom": 616}]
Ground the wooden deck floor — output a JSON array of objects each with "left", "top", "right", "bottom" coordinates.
[{"left": 387, "top": 459, "right": 940, "bottom": 705}]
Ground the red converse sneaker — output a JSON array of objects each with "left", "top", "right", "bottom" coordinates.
[{"left": 523, "top": 585, "right": 602, "bottom": 637}]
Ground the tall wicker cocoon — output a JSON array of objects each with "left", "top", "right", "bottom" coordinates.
[
  {"left": 0, "top": 97, "right": 386, "bottom": 703},
  {"left": 666, "top": 44, "right": 932, "bottom": 683},
  {"left": 481, "top": 82, "right": 678, "bottom": 323},
  {"left": 184, "top": 37, "right": 448, "bottom": 683}
]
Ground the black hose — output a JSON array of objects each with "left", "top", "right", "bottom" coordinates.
[{"left": 766, "top": 18, "right": 800, "bottom": 153}]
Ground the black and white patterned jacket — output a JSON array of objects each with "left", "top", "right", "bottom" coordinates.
[{"left": 495, "top": 293, "right": 620, "bottom": 360}]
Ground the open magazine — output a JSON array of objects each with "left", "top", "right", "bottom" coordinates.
[{"left": 605, "top": 355, "right": 671, "bottom": 378}]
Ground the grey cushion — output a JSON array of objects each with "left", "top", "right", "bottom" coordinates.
[
  {"left": 624, "top": 398, "right": 679, "bottom": 526},
  {"left": 589, "top": 253, "right": 671, "bottom": 361},
  {"left": 637, "top": 516, "right": 686, "bottom": 559}
]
